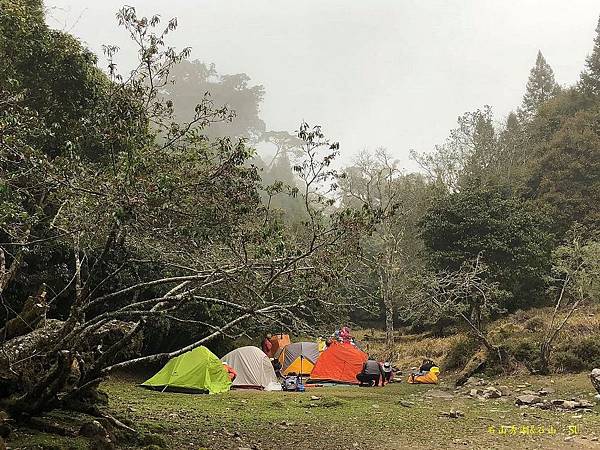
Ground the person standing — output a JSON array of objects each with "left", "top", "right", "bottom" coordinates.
[{"left": 261, "top": 333, "right": 273, "bottom": 356}]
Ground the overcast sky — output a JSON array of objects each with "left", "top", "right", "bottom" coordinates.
[{"left": 46, "top": 0, "right": 599, "bottom": 169}]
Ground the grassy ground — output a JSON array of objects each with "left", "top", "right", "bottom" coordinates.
[
  {"left": 13, "top": 372, "right": 596, "bottom": 450},
  {"left": 8, "top": 307, "right": 600, "bottom": 449}
]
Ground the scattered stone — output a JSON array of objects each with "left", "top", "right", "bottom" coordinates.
[
  {"left": 469, "top": 389, "right": 480, "bottom": 398},
  {"left": 481, "top": 387, "right": 502, "bottom": 399},
  {"left": 310, "top": 395, "right": 321, "bottom": 401},
  {"left": 515, "top": 395, "right": 541, "bottom": 405},
  {"left": 398, "top": 400, "right": 413, "bottom": 408},
  {"left": 538, "top": 387, "right": 555, "bottom": 396},
  {"left": 498, "top": 386, "right": 512, "bottom": 397},
  {"left": 440, "top": 409, "right": 464, "bottom": 418},
  {"left": 563, "top": 401, "right": 582, "bottom": 409},
  {"left": 521, "top": 389, "right": 538, "bottom": 396}
]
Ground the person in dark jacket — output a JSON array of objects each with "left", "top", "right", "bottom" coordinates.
[{"left": 356, "top": 356, "right": 385, "bottom": 386}]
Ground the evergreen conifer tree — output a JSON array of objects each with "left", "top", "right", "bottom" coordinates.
[
  {"left": 520, "top": 51, "right": 560, "bottom": 118},
  {"left": 580, "top": 15, "right": 600, "bottom": 95}
]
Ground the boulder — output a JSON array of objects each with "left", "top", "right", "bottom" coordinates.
[
  {"left": 515, "top": 395, "right": 541, "bottom": 405},
  {"left": 481, "top": 387, "right": 502, "bottom": 399},
  {"left": 498, "top": 385, "right": 512, "bottom": 397}
]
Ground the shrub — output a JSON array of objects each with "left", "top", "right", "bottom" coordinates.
[
  {"left": 553, "top": 336, "right": 600, "bottom": 372},
  {"left": 443, "top": 336, "right": 479, "bottom": 371},
  {"left": 524, "top": 316, "right": 545, "bottom": 332},
  {"left": 553, "top": 352, "right": 585, "bottom": 372},
  {"left": 506, "top": 339, "right": 543, "bottom": 373}
]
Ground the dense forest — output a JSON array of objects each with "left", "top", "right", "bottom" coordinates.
[{"left": 0, "top": 0, "right": 599, "bottom": 428}]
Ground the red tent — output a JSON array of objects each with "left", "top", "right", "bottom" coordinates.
[{"left": 308, "top": 341, "right": 367, "bottom": 384}]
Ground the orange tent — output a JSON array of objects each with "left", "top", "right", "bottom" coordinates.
[
  {"left": 269, "top": 334, "right": 291, "bottom": 358},
  {"left": 308, "top": 341, "right": 367, "bottom": 384}
]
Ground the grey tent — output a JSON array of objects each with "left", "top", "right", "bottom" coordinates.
[
  {"left": 221, "top": 346, "right": 281, "bottom": 391},
  {"left": 275, "top": 341, "right": 320, "bottom": 376}
]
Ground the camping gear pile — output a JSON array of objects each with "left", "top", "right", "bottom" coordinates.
[{"left": 141, "top": 329, "right": 441, "bottom": 394}]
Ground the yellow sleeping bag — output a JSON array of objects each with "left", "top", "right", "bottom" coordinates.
[{"left": 407, "top": 366, "right": 440, "bottom": 384}]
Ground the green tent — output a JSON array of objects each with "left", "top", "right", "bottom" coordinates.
[{"left": 142, "top": 346, "right": 231, "bottom": 394}]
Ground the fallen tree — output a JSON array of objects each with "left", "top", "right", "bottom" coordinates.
[{"left": 0, "top": 5, "right": 369, "bottom": 425}]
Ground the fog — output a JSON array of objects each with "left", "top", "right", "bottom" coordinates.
[{"left": 47, "top": 0, "right": 599, "bottom": 168}]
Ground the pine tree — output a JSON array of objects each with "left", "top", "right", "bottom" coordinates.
[
  {"left": 580, "top": 15, "right": 600, "bottom": 95},
  {"left": 520, "top": 51, "right": 560, "bottom": 118}
]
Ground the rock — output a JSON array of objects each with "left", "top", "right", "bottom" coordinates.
[
  {"left": 79, "top": 420, "right": 106, "bottom": 439},
  {"left": 591, "top": 437, "right": 598, "bottom": 442},
  {"left": 498, "top": 386, "right": 512, "bottom": 397},
  {"left": 515, "top": 395, "right": 541, "bottom": 405},
  {"left": 521, "top": 389, "right": 538, "bottom": 396},
  {"left": 481, "top": 387, "right": 502, "bottom": 399},
  {"left": 578, "top": 400, "right": 595, "bottom": 408},
  {"left": 562, "top": 401, "right": 580, "bottom": 409},
  {"left": 469, "top": 389, "right": 480, "bottom": 397},
  {"left": 552, "top": 399, "right": 566, "bottom": 406},
  {"left": 565, "top": 436, "right": 574, "bottom": 442},
  {"left": 440, "top": 409, "right": 464, "bottom": 418},
  {"left": 466, "top": 377, "right": 478, "bottom": 385},
  {"left": 538, "top": 387, "right": 555, "bottom": 396},
  {"left": 310, "top": 396, "right": 321, "bottom": 401},
  {"left": 398, "top": 400, "right": 413, "bottom": 408},
  {"left": 79, "top": 420, "right": 115, "bottom": 450}
]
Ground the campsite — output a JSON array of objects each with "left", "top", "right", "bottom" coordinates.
[
  {"left": 3, "top": 0, "right": 600, "bottom": 449},
  {"left": 7, "top": 327, "right": 600, "bottom": 449}
]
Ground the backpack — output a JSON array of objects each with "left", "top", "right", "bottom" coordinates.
[{"left": 283, "top": 376, "right": 298, "bottom": 391}]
